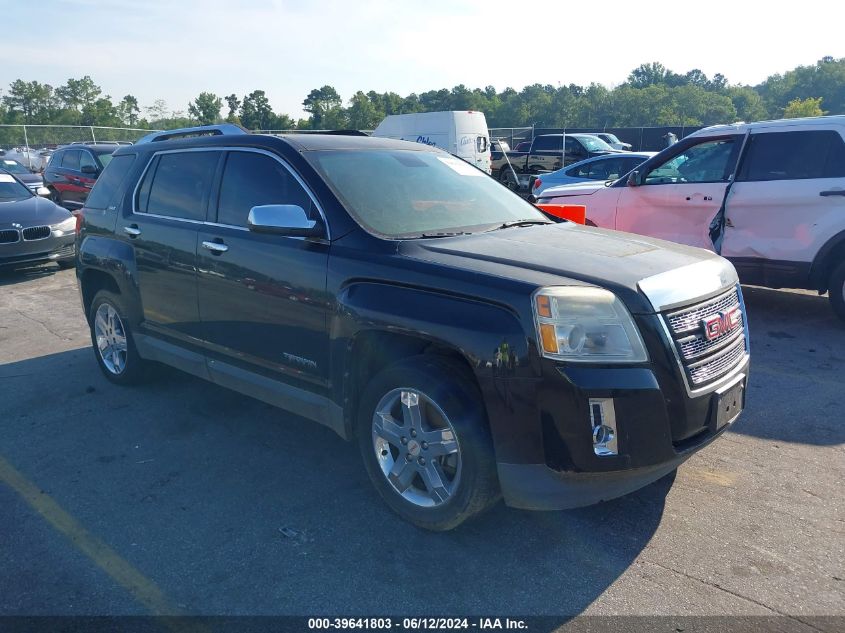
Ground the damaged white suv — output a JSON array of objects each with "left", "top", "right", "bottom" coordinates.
[{"left": 538, "top": 116, "right": 845, "bottom": 320}]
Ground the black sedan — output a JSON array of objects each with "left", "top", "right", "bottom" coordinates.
[
  {"left": 0, "top": 172, "right": 76, "bottom": 269},
  {"left": 1, "top": 158, "right": 44, "bottom": 193}
]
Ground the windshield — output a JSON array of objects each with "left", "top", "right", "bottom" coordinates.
[
  {"left": 575, "top": 135, "right": 614, "bottom": 152},
  {"left": 0, "top": 173, "right": 33, "bottom": 201},
  {"left": 308, "top": 150, "right": 546, "bottom": 238},
  {"left": 1, "top": 160, "right": 29, "bottom": 174},
  {"left": 601, "top": 133, "right": 621, "bottom": 145},
  {"left": 94, "top": 150, "right": 115, "bottom": 168}
]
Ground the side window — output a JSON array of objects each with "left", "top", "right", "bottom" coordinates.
[
  {"left": 570, "top": 161, "right": 591, "bottom": 178},
  {"left": 476, "top": 136, "right": 488, "bottom": 153},
  {"left": 532, "top": 136, "right": 560, "bottom": 152},
  {"left": 644, "top": 138, "right": 735, "bottom": 185},
  {"left": 85, "top": 154, "right": 136, "bottom": 210},
  {"left": 216, "top": 151, "right": 313, "bottom": 227},
  {"left": 738, "top": 130, "right": 845, "bottom": 181},
  {"left": 63, "top": 150, "right": 81, "bottom": 171},
  {"left": 50, "top": 151, "right": 64, "bottom": 167},
  {"left": 80, "top": 151, "right": 97, "bottom": 172},
  {"left": 138, "top": 151, "right": 219, "bottom": 221},
  {"left": 566, "top": 137, "right": 589, "bottom": 160}
]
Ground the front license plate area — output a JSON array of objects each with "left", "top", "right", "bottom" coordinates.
[{"left": 715, "top": 379, "right": 745, "bottom": 429}]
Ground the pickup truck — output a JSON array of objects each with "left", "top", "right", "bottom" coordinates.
[
  {"left": 493, "top": 133, "right": 622, "bottom": 190},
  {"left": 76, "top": 125, "right": 750, "bottom": 531}
]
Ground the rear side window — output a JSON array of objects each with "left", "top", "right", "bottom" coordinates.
[
  {"left": 216, "top": 151, "right": 313, "bottom": 227},
  {"left": 50, "top": 151, "right": 64, "bottom": 167},
  {"left": 63, "top": 150, "right": 81, "bottom": 171},
  {"left": 137, "top": 151, "right": 219, "bottom": 221},
  {"left": 738, "top": 130, "right": 845, "bottom": 181},
  {"left": 85, "top": 154, "right": 136, "bottom": 210}
]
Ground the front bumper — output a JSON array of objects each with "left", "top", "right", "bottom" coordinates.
[
  {"left": 489, "top": 337, "right": 749, "bottom": 511},
  {"left": 0, "top": 233, "right": 75, "bottom": 268}
]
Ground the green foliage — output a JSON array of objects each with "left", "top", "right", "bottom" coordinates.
[
  {"left": 783, "top": 97, "right": 826, "bottom": 119},
  {"left": 2, "top": 59, "right": 843, "bottom": 137},
  {"left": 188, "top": 92, "right": 223, "bottom": 125}
]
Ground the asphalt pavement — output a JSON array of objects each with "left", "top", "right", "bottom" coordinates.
[{"left": 0, "top": 265, "right": 842, "bottom": 626}]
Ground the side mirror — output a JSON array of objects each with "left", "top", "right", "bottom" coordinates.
[
  {"left": 247, "top": 204, "right": 323, "bottom": 238},
  {"left": 80, "top": 164, "right": 98, "bottom": 175},
  {"left": 36, "top": 186, "right": 51, "bottom": 197},
  {"left": 627, "top": 170, "right": 640, "bottom": 187}
]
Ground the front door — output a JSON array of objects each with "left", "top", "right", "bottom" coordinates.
[
  {"left": 196, "top": 149, "right": 330, "bottom": 390},
  {"left": 614, "top": 136, "right": 740, "bottom": 250},
  {"left": 120, "top": 148, "right": 221, "bottom": 345},
  {"left": 722, "top": 128, "right": 845, "bottom": 274}
]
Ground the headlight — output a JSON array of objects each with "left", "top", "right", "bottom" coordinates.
[
  {"left": 52, "top": 216, "right": 77, "bottom": 233},
  {"left": 533, "top": 286, "right": 648, "bottom": 363}
]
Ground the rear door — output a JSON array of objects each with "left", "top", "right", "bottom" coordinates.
[
  {"left": 722, "top": 127, "right": 845, "bottom": 278},
  {"left": 76, "top": 150, "right": 99, "bottom": 205},
  {"left": 196, "top": 149, "right": 331, "bottom": 391},
  {"left": 614, "top": 136, "right": 740, "bottom": 250},
  {"left": 56, "top": 150, "right": 84, "bottom": 207},
  {"left": 119, "top": 149, "right": 221, "bottom": 348}
]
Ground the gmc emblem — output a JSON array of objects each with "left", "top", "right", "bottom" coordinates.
[{"left": 701, "top": 307, "right": 741, "bottom": 341}]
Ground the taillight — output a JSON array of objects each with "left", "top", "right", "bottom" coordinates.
[
  {"left": 533, "top": 179, "right": 541, "bottom": 189},
  {"left": 74, "top": 210, "right": 84, "bottom": 235}
]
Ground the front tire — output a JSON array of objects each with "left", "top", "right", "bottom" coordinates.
[
  {"left": 88, "top": 290, "right": 150, "bottom": 385},
  {"left": 357, "top": 355, "right": 500, "bottom": 531},
  {"left": 828, "top": 260, "right": 845, "bottom": 322}
]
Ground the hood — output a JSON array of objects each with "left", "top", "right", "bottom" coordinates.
[
  {"left": 0, "top": 195, "right": 72, "bottom": 228},
  {"left": 399, "top": 223, "right": 729, "bottom": 314},
  {"left": 538, "top": 181, "right": 609, "bottom": 200}
]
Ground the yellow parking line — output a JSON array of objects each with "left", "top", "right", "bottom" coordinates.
[{"left": 0, "top": 455, "right": 203, "bottom": 631}]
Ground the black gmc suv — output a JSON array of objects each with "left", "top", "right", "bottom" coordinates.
[{"left": 75, "top": 124, "right": 750, "bottom": 530}]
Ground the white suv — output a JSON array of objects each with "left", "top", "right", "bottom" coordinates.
[{"left": 539, "top": 116, "right": 845, "bottom": 320}]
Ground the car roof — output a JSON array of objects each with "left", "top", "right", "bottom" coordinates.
[
  {"left": 693, "top": 114, "right": 845, "bottom": 136},
  {"left": 278, "top": 133, "right": 439, "bottom": 152},
  {"left": 57, "top": 144, "right": 119, "bottom": 152}
]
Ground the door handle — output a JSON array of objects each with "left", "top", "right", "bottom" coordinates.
[
  {"left": 202, "top": 240, "right": 229, "bottom": 254},
  {"left": 819, "top": 190, "right": 845, "bottom": 197},
  {"left": 123, "top": 225, "right": 141, "bottom": 237}
]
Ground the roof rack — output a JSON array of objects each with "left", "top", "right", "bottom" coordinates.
[{"left": 135, "top": 124, "right": 248, "bottom": 145}]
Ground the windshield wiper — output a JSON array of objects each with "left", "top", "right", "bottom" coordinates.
[{"left": 488, "top": 219, "right": 552, "bottom": 231}]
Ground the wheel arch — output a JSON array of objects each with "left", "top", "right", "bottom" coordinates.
[{"left": 809, "top": 229, "right": 845, "bottom": 292}]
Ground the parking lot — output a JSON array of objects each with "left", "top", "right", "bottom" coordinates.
[{"left": 0, "top": 265, "right": 843, "bottom": 625}]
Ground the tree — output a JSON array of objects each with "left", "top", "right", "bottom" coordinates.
[
  {"left": 303, "top": 85, "right": 342, "bottom": 129},
  {"left": 81, "top": 97, "right": 120, "bottom": 126},
  {"left": 188, "top": 91, "right": 222, "bottom": 125},
  {"left": 627, "top": 62, "right": 669, "bottom": 88},
  {"left": 146, "top": 99, "right": 169, "bottom": 123},
  {"left": 346, "top": 91, "right": 380, "bottom": 129},
  {"left": 240, "top": 90, "right": 274, "bottom": 130},
  {"left": 117, "top": 95, "right": 140, "bottom": 126},
  {"left": 56, "top": 76, "right": 101, "bottom": 122},
  {"left": 2, "top": 80, "right": 57, "bottom": 124},
  {"left": 783, "top": 97, "right": 826, "bottom": 118},
  {"left": 224, "top": 94, "right": 240, "bottom": 123}
]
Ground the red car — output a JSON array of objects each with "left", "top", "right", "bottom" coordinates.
[{"left": 43, "top": 144, "right": 116, "bottom": 209}]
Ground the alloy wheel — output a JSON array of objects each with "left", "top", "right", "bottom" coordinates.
[
  {"left": 94, "top": 303, "right": 128, "bottom": 375},
  {"left": 371, "top": 388, "right": 462, "bottom": 508}
]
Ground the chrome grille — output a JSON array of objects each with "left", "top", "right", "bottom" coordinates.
[
  {"left": 663, "top": 286, "right": 748, "bottom": 387},
  {"left": 0, "top": 229, "right": 20, "bottom": 244},
  {"left": 23, "top": 225, "right": 51, "bottom": 240},
  {"left": 667, "top": 288, "right": 740, "bottom": 333},
  {"left": 688, "top": 337, "right": 747, "bottom": 385}
]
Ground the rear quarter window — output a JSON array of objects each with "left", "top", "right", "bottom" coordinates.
[
  {"left": 85, "top": 154, "right": 137, "bottom": 210},
  {"left": 738, "top": 130, "right": 845, "bottom": 181}
]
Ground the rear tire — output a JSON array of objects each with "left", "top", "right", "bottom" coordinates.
[
  {"left": 499, "top": 168, "right": 518, "bottom": 191},
  {"left": 88, "top": 290, "right": 151, "bottom": 385},
  {"left": 357, "top": 355, "right": 500, "bottom": 531},
  {"left": 828, "top": 260, "right": 845, "bottom": 322}
]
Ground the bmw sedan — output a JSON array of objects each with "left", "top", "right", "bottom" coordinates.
[
  {"left": 532, "top": 152, "right": 655, "bottom": 196},
  {"left": 0, "top": 173, "right": 76, "bottom": 269}
]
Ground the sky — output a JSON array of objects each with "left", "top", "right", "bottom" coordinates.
[{"left": 3, "top": 0, "right": 844, "bottom": 120}]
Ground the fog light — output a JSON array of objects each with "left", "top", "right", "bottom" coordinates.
[{"left": 589, "top": 398, "right": 618, "bottom": 456}]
